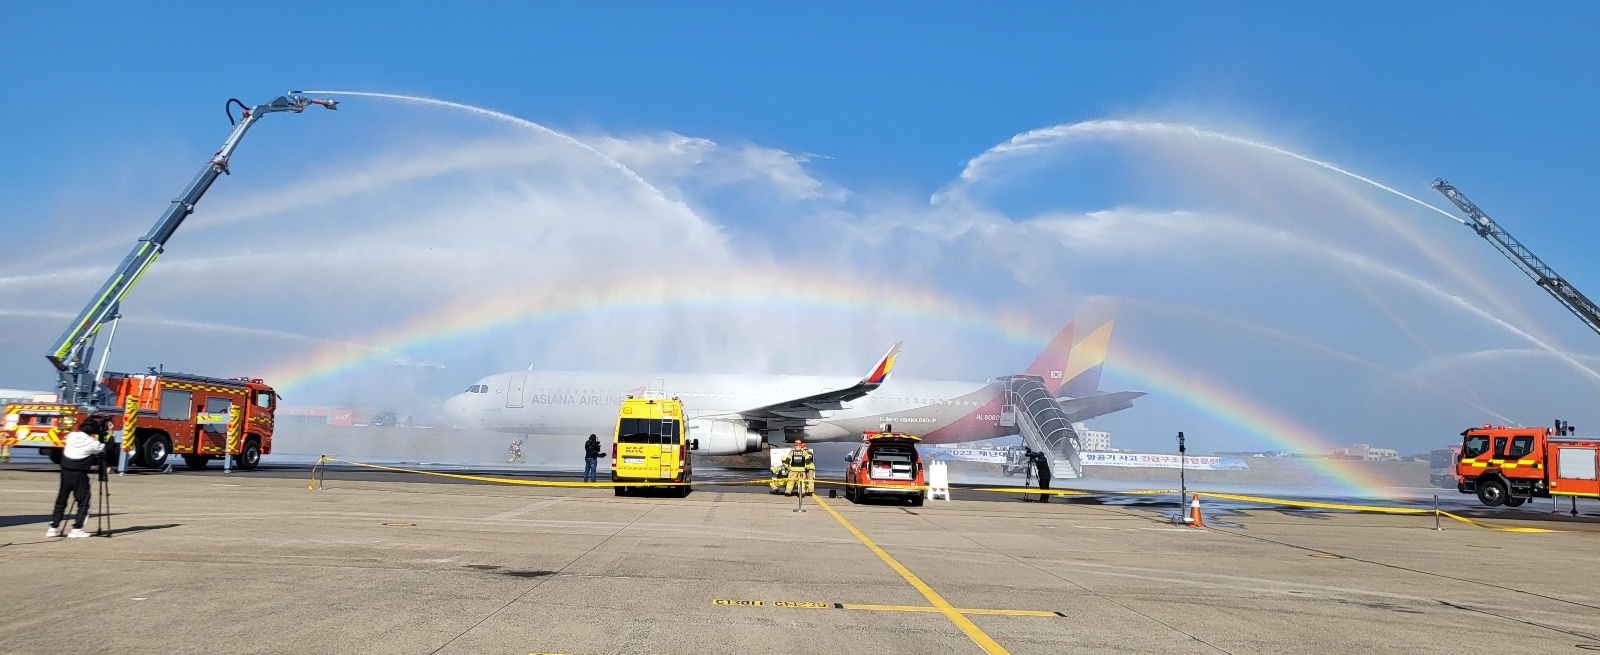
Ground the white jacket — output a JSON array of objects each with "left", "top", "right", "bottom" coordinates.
[{"left": 63, "top": 431, "right": 106, "bottom": 460}]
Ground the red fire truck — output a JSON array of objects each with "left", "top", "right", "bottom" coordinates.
[
  {"left": 3, "top": 372, "right": 276, "bottom": 470},
  {"left": 1432, "top": 184, "right": 1600, "bottom": 508},
  {"left": 1455, "top": 422, "right": 1599, "bottom": 507},
  {"left": 1, "top": 93, "right": 328, "bottom": 471}
]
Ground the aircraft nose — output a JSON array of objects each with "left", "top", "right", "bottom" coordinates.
[{"left": 443, "top": 393, "right": 470, "bottom": 423}]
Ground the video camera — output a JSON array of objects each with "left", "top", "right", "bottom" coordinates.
[{"left": 79, "top": 418, "right": 118, "bottom": 479}]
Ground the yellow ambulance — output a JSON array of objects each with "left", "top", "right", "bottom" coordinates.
[{"left": 611, "top": 396, "right": 694, "bottom": 497}]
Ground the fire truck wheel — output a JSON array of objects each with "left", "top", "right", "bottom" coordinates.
[
  {"left": 141, "top": 435, "right": 171, "bottom": 469},
  {"left": 236, "top": 439, "right": 261, "bottom": 471},
  {"left": 614, "top": 486, "right": 625, "bottom": 496},
  {"left": 182, "top": 455, "right": 210, "bottom": 471},
  {"left": 911, "top": 495, "right": 924, "bottom": 507},
  {"left": 1475, "top": 478, "right": 1508, "bottom": 507},
  {"left": 844, "top": 486, "right": 856, "bottom": 502},
  {"left": 1504, "top": 495, "right": 1526, "bottom": 507}
]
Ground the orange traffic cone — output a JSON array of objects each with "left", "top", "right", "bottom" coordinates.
[{"left": 1188, "top": 494, "right": 1205, "bottom": 528}]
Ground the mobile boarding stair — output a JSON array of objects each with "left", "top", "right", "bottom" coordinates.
[{"left": 999, "top": 375, "right": 1082, "bottom": 479}]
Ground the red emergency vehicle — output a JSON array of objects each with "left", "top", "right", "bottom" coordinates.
[
  {"left": 2, "top": 372, "right": 276, "bottom": 471},
  {"left": 843, "top": 431, "right": 926, "bottom": 506},
  {"left": 1455, "top": 423, "right": 1599, "bottom": 507}
]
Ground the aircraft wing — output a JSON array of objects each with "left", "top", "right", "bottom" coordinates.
[
  {"left": 739, "top": 342, "right": 901, "bottom": 428},
  {"left": 1056, "top": 390, "right": 1145, "bottom": 423}
]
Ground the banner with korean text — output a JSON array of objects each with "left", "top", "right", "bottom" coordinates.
[{"left": 1079, "top": 452, "right": 1249, "bottom": 470}]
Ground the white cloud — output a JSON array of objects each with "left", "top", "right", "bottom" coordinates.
[{"left": 6, "top": 103, "right": 1598, "bottom": 459}]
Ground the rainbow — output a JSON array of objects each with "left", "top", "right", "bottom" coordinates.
[
  {"left": 260, "top": 268, "right": 1043, "bottom": 389},
  {"left": 261, "top": 270, "right": 1388, "bottom": 494},
  {"left": 1103, "top": 349, "right": 1396, "bottom": 496}
]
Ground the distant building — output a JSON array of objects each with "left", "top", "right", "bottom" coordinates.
[
  {"left": 1330, "top": 444, "right": 1400, "bottom": 461},
  {"left": 0, "top": 389, "right": 55, "bottom": 404},
  {"left": 1073, "top": 423, "right": 1111, "bottom": 452},
  {"left": 279, "top": 406, "right": 359, "bottom": 427}
]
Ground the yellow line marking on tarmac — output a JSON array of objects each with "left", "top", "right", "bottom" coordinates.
[
  {"left": 814, "top": 497, "right": 1010, "bottom": 655},
  {"left": 711, "top": 599, "right": 1061, "bottom": 617},
  {"left": 840, "top": 603, "right": 1061, "bottom": 617}
]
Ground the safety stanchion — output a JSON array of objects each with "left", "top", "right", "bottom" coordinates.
[{"left": 308, "top": 455, "right": 326, "bottom": 491}]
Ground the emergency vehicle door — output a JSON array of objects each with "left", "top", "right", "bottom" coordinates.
[
  {"left": 1554, "top": 447, "right": 1599, "bottom": 497},
  {"left": 157, "top": 389, "right": 192, "bottom": 453},
  {"left": 197, "top": 396, "right": 233, "bottom": 456},
  {"left": 659, "top": 417, "right": 676, "bottom": 479}
]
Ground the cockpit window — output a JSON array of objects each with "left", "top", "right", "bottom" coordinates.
[{"left": 464, "top": 385, "right": 488, "bottom": 394}]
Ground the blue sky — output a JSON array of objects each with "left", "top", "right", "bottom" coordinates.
[
  {"left": 5, "top": 2, "right": 1598, "bottom": 258},
  {"left": 4, "top": 3, "right": 1600, "bottom": 454}
]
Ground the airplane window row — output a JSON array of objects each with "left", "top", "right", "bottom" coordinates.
[{"left": 469, "top": 386, "right": 976, "bottom": 406}]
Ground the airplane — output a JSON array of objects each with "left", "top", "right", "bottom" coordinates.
[{"left": 442, "top": 297, "right": 1144, "bottom": 455}]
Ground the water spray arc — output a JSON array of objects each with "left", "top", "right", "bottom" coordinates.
[
  {"left": 1193, "top": 213, "right": 1600, "bottom": 387},
  {"left": 300, "top": 90, "right": 696, "bottom": 220},
  {"left": 952, "top": 119, "right": 1467, "bottom": 226}
]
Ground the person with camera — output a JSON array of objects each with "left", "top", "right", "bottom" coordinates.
[
  {"left": 46, "top": 418, "right": 106, "bottom": 539},
  {"left": 1027, "top": 448, "right": 1053, "bottom": 503},
  {"left": 582, "top": 434, "right": 604, "bottom": 483}
]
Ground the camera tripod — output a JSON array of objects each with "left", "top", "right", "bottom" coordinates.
[{"left": 94, "top": 458, "right": 112, "bottom": 538}]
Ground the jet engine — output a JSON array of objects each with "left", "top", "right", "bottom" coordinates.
[{"left": 687, "top": 418, "right": 763, "bottom": 455}]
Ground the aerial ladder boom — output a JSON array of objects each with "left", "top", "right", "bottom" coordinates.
[
  {"left": 1432, "top": 179, "right": 1600, "bottom": 338},
  {"left": 49, "top": 92, "right": 337, "bottom": 406}
]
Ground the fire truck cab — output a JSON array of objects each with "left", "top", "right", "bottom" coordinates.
[
  {"left": 2, "top": 372, "right": 277, "bottom": 471},
  {"left": 1456, "top": 423, "right": 1599, "bottom": 507}
]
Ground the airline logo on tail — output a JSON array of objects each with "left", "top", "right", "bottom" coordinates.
[
  {"left": 1024, "top": 296, "right": 1119, "bottom": 398},
  {"left": 862, "top": 342, "right": 902, "bottom": 386}
]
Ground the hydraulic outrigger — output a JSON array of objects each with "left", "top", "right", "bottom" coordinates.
[{"left": 48, "top": 93, "right": 337, "bottom": 409}]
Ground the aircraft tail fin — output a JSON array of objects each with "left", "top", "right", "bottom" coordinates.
[
  {"left": 860, "top": 341, "right": 902, "bottom": 387},
  {"left": 1023, "top": 296, "right": 1119, "bottom": 398}
]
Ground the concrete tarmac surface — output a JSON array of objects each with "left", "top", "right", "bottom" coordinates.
[{"left": 2, "top": 468, "right": 1599, "bottom": 654}]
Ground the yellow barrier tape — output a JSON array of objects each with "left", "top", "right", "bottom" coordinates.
[
  {"left": 1194, "top": 491, "right": 1557, "bottom": 533},
  {"left": 318, "top": 457, "right": 706, "bottom": 488},
  {"left": 304, "top": 458, "right": 1556, "bottom": 533},
  {"left": 967, "top": 486, "right": 1182, "bottom": 496},
  {"left": 314, "top": 457, "right": 955, "bottom": 492}
]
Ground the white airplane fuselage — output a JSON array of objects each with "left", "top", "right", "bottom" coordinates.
[{"left": 444, "top": 371, "right": 1014, "bottom": 447}]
